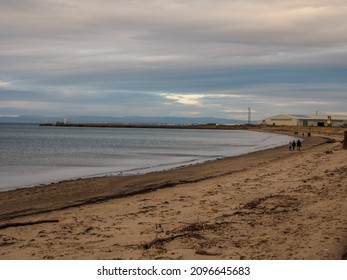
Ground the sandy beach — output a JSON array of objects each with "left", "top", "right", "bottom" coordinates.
[{"left": 0, "top": 127, "right": 346, "bottom": 260}]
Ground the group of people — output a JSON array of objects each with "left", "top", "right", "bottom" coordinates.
[
  {"left": 289, "top": 139, "right": 302, "bottom": 151},
  {"left": 294, "top": 131, "right": 311, "bottom": 138}
]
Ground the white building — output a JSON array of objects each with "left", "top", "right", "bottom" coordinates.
[{"left": 258, "top": 114, "right": 347, "bottom": 127}]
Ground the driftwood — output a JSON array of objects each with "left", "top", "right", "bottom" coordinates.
[
  {"left": 0, "top": 219, "right": 59, "bottom": 230},
  {"left": 195, "top": 249, "right": 218, "bottom": 256},
  {"left": 144, "top": 233, "right": 187, "bottom": 249}
]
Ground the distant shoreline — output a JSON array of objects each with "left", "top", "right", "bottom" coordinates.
[{"left": 39, "top": 122, "right": 255, "bottom": 130}]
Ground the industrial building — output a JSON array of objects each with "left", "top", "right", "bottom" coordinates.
[{"left": 259, "top": 114, "right": 347, "bottom": 127}]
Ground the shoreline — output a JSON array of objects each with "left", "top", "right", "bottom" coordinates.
[
  {"left": 0, "top": 129, "right": 294, "bottom": 193},
  {"left": 0, "top": 131, "right": 324, "bottom": 222},
  {"left": 0, "top": 127, "right": 346, "bottom": 260},
  {"left": 1, "top": 125, "right": 292, "bottom": 193}
]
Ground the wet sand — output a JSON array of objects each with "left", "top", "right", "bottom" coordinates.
[{"left": 0, "top": 127, "right": 346, "bottom": 259}]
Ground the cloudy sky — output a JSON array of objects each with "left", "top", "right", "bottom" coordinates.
[{"left": 1, "top": 0, "right": 347, "bottom": 121}]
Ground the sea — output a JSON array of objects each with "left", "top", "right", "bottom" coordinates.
[{"left": 0, "top": 123, "right": 294, "bottom": 191}]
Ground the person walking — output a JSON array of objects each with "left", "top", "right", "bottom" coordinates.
[
  {"left": 291, "top": 140, "right": 296, "bottom": 151},
  {"left": 297, "top": 139, "right": 302, "bottom": 151}
]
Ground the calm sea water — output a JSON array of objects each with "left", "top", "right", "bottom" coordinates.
[{"left": 0, "top": 123, "right": 293, "bottom": 191}]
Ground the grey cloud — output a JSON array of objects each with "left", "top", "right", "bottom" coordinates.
[{"left": 1, "top": 0, "right": 347, "bottom": 119}]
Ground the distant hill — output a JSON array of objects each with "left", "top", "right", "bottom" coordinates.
[{"left": 0, "top": 115, "right": 250, "bottom": 125}]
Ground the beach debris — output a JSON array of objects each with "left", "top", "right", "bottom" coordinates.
[
  {"left": 84, "top": 226, "right": 93, "bottom": 233},
  {"left": 144, "top": 222, "right": 208, "bottom": 249},
  {"left": 0, "top": 235, "right": 22, "bottom": 246},
  {"left": 144, "top": 233, "right": 188, "bottom": 249},
  {"left": 0, "top": 219, "right": 59, "bottom": 230},
  {"left": 241, "top": 195, "right": 300, "bottom": 214},
  {"left": 195, "top": 249, "right": 218, "bottom": 256}
]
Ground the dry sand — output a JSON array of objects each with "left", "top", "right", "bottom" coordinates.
[{"left": 0, "top": 127, "right": 346, "bottom": 260}]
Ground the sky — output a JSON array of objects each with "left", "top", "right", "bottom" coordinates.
[{"left": 1, "top": 0, "right": 347, "bottom": 121}]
